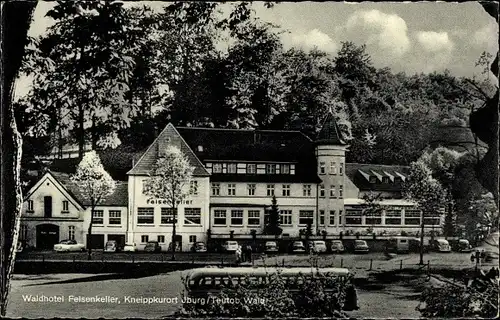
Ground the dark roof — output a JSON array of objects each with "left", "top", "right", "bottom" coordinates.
[
  {"left": 316, "top": 112, "right": 346, "bottom": 145},
  {"left": 50, "top": 171, "right": 128, "bottom": 207},
  {"left": 176, "top": 126, "right": 320, "bottom": 183},
  {"left": 128, "top": 124, "right": 209, "bottom": 176},
  {"left": 345, "top": 163, "right": 409, "bottom": 193}
]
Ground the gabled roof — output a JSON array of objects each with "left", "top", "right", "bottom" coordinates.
[
  {"left": 128, "top": 123, "right": 210, "bottom": 176},
  {"left": 346, "top": 163, "right": 410, "bottom": 193},
  {"left": 50, "top": 171, "right": 128, "bottom": 207},
  {"left": 316, "top": 112, "right": 347, "bottom": 146}
]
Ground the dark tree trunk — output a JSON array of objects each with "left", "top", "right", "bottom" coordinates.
[
  {"left": 0, "top": 2, "right": 37, "bottom": 316},
  {"left": 88, "top": 200, "right": 94, "bottom": 260}
]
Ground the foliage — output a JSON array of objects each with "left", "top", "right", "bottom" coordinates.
[
  {"left": 263, "top": 195, "right": 282, "bottom": 235},
  {"left": 418, "top": 280, "right": 498, "bottom": 318},
  {"left": 71, "top": 151, "right": 115, "bottom": 259},
  {"left": 177, "top": 271, "right": 354, "bottom": 318}
]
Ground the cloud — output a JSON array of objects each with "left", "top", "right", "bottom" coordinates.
[
  {"left": 416, "top": 31, "right": 454, "bottom": 52},
  {"left": 345, "top": 9, "right": 410, "bottom": 58},
  {"left": 284, "top": 29, "right": 338, "bottom": 53},
  {"left": 473, "top": 24, "right": 499, "bottom": 50}
]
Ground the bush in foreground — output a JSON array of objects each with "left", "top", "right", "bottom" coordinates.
[{"left": 176, "top": 271, "right": 355, "bottom": 318}]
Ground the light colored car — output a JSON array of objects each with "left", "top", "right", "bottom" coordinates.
[
  {"left": 123, "top": 243, "right": 137, "bottom": 252},
  {"left": 354, "top": 240, "right": 369, "bottom": 253},
  {"left": 292, "top": 241, "right": 306, "bottom": 253},
  {"left": 191, "top": 242, "right": 207, "bottom": 252},
  {"left": 455, "top": 239, "right": 472, "bottom": 252},
  {"left": 433, "top": 239, "right": 451, "bottom": 252},
  {"left": 224, "top": 241, "right": 239, "bottom": 252},
  {"left": 54, "top": 239, "right": 85, "bottom": 252},
  {"left": 104, "top": 240, "right": 121, "bottom": 253},
  {"left": 310, "top": 240, "right": 327, "bottom": 253},
  {"left": 265, "top": 241, "right": 279, "bottom": 253},
  {"left": 330, "top": 240, "right": 345, "bottom": 253}
]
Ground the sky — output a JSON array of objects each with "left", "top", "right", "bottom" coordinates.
[{"left": 15, "top": 1, "right": 499, "bottom": 98}]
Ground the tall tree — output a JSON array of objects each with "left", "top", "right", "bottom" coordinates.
[
  {"left": 263, "top": 195, "right": 282, "bottom": 236},
  {"left": 72, "top": 151, "right": 116, "bottom": 260},
  {"left": 361, "top": 192, "right": 383, "bottom": 233},
  {"left": 143, "top": 146, "right": 194, "bottom": 260},
  {"left": 403, "top": 161, "right": 446, "bottom": 265}
]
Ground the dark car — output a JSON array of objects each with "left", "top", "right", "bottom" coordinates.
[{"left": 144, "top": 241, "right": 162, "bottom": 253}]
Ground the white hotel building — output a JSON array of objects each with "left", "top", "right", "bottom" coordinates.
[{"left": 20, "top": 114, "right": 442, "bottom": 251}]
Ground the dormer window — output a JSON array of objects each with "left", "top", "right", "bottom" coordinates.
[
  {"left": 266, "top": 164, "right": 276, "bottom": 174},
  {"left": 382, "top": 177, "right": 390, "bottom": 183},
  {"left": 197, "top": 145, "right": 203, "bottom": 152},
  {"left": 369, "top": 176, "right": 377, "bottom": 183}
]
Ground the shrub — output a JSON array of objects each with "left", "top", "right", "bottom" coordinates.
[{"left": 177, "top": 271, "right": 354, "bottom": 318}]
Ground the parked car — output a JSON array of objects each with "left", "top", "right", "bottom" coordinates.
[
  {"left": 386, "top": 237, "right": 409, "bottom": 253},
  {"left": 292, "top": 241, "right": 306, "bottom": 253},
  {"left": 454, "top": 239, "right": 472, "bottom": 252},
  {"left": 409, "top": 238, "right": 429, "bottom": 253},
  {"left": 353, "top": 240, "right": 369, "bottom": 253},
  {"left": 144, "top": 241, "right": 162, "bottom": 253},
  {"left": 432, "top": 239, "right": 451, "bottom": 252},
  {"left": 265, "top": 241, "right": 279, "bottom": 253},
  {"left": 310, "top": 240, "right": 327, "bottom": 253},
  {"left": 123, "top": 243, "right": 137, "bottom": 252},
  {"left": 104, "top": 240, "right": 121, "bottom": 253},
  {"left": 191, "top": 242, "right": 207, "bottom": 252},
  {"left": 223, "top": 241, "right": 239, "bottom": 252},
  {"left": 330, "top": 240, "right": 345, "bottom": 253},
  {"left": 54, "top": 239, "right": 85, "bottom": 252}
]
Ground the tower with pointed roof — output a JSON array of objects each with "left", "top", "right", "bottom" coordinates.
[{"left": 315, "top": 111, "right": 348, "bottom": 234}]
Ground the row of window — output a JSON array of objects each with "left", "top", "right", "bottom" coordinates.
[
  {"left": 26, "top": 200, "right": 70, "bottom": 213},
  {"left": 92, "top": 210, "right": 122, "bottom": 225},
  {"left": 211, "top": 183, "right": 344, "bottom": 198},
  {"left": 319, "top": 161, "right": 344, "bottom": 175},
  {"left": 140, "top": 234, "right": 198, "bottom": 244},
  {"left": 136, "top": 207, "right": 202, "bottom": 225},
  {"left": 212, "top": 209, "right": 344, "bottom": 226},
  {"left": 208, "top": 163, "right": 293, "bottom": 175}
]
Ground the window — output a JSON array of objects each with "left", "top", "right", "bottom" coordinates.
[
  {"left": 282, "top": 185, "right": 291, "bottom": 197},
  {"left": 345, "top": 209, "right": 362, "bottom": 225},
  {"left": 339, "top": 210, "right": 343, "bottom": 226},
  {"left": 20, "top": 225, "right": 28, "bottom": 240},
  {"left": 141, "top": 235, "right": 149, "bottom": 243},
  {"left": 68, "top": 226, "right": 75, "bottom": 240},
  {"left": 329, "top": 210, "right": 336, "bottom": 225},
  {"left": 161, "top": 208, "right": 177, "bottom": 224},
  {"left": 189, "top": 235, "right": 197, "bottom": 243},
  {"left": 93, "top": 210, "right": 104, "bottom": 224},
  {"left": 423, "top": 217, "right": 440, "bottom": 225},
  {"left": 299, "top": 210, "right": 314, "bottom": 225},
  {"left": 247, "top": 164, "right": 256, "bottom": 174},
  {"left": 190, "top": 180, "right": 198, "bottom": 195},
  {"left": 280, "top": 210, "right": 292, "bottom": 225},
  {"left": 369, "top": 176, "right": 377, "bottom": 183},
  {"left": 248, "top": 210, "right": 260, "bottom": 225},
  {"left": 137, "top": 208, "right": 154, "bottom": 224},
  {"left": 27, "top": 200, "right": 34, "bottom": 212},
  {"left": 339, "top": 163, "right": 344, "bottom": 175},
  {"left": 227, "top": 163, "right": 237, "bottom": 174},
  {"left": 366, "top": 217, "right": 382, "bottom": 225},
  {"left": 248, "top": 184, "right": 256, "bottom": 196},
  {"left": 197, "top": 145, "right": 204, "bottom": 152},
  {"left": 319, "top": 210, "right": 325, "bottom": 225},
  {"left": 382, "top": 176, "right": 390, "bottom": 183},
  {"left": 303, "top": 185, "right": 312, "bottom": 197},
  {"left": 345, "top": 217, "right": 362, "bottom": 225},
  {"left": 158, "top": 235, "right": 165, "bottom": 243},
  {"left": 404, "top": 209, "right": 421, "bottom": 225},
  {"left": 214, "top": 210, "right": 227, "bottom": 225},
  {"left": 213, "top": 163, "right": 222, "bottom": 173},
  {"left": 227, "top": 183, "right": 236, "bottom": 196},
  {"left": 330, "top": 185, "right": 336, "bottom": 198},
  {"left": 109, "top": 210, "right": 121, "bottom": 225},
  {"left": 385, "top": 208, "right": 402, "bottom": 225},
  {"left": 319, "top": 185, "right": 325, "bottom": 197},
  {"left": 231, "top": 210, "right": 244, "bottom": 225},
  {"left": 266, "top": 164, "right": 276, "bottom": 174},
  {"left": 330, "top": 161, "right": 337, "bottom": 174},
  {"left": 339, "top": 185, "right": 343, "bottom": 198},
  {"left": 184, "top": 208, "right": 201, "bottom": 225},
  {"left": 266, "top": 184, "right": 275, "bottom": 196},
  {"left": 212, "top": 183, "right": 220, "bottom": 196},
  {"left": 280, "top": 164, "right": 290, "bottom": 174},
  {"left": 62, "top": 200, "right": 69, "bottom": 212},
  {"left": 319, "top": 162, "right": 326, "bottom": 174}
]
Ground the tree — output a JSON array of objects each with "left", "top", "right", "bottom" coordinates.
[
  {"left": 361, "top": 192, "right": 383, "bottom": 233},
  {"left": 403, "top": 161, "right": 446, "bottom": 264},
  {"left": 71, "top": 151, "right": 116, "bottom": 260},
  {"left": 263, "top": 195, "right": 282, "bottom": 236},
  {"left": 142, "top": 146, "right": 194, "bottom": 260}
]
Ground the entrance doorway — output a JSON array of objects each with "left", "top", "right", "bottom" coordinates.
[{"left": 36, "top": 224, "right": 59, "bottom": 249}]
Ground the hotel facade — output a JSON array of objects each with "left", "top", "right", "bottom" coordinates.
[{"left": 21, "top": 114, "right": 442, "bottom": 251}]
